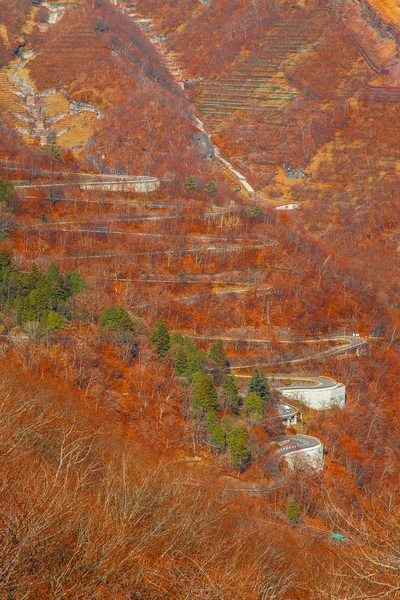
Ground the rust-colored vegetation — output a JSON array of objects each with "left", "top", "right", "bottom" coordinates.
[{"left": 0, "top": 0, "right": 399, "bottom": 597}]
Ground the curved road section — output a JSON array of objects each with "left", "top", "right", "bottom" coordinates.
[
  {"left": 275, "top": 376, "right": 346, "bottom": 410},
  {"left": 271, "top": 434, "right": 324, "bottom": 472},
  {"left": 229, "top": 335, "right": 365, "bottom": 369}
]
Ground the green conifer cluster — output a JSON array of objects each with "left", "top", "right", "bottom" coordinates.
[
  {"left": 150, "top": 327, "right": 256, "bottom": 471},
  {"left": 0, "top": 180, "right": 13, "bottom": 204},
  {"left": 170, "top": 333, "right": 206, "bottom": 378},
  {"left": 0, "top": 252, "right": 86, "bottom": 331}
]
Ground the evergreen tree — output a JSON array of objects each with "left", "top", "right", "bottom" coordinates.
[
  {"left": 204, "top": 181, "right": 217, "bottom": 197},
  {"left": 175, "top": 346, "right": 188, "bottom": 376},
  {"left": 51, "top": 279, "right": 69, "bottom": 304},
  {"left": 227, "top": 426, "right": 251, "bottom": 471},
  {"left": 99, "top": 307, "right": 135, "bottom": 349},
  {"left": 29, "top": 282, "right": 52, "bottom": 315},
  {"left": 40, "top": 310, "right": 68, "bottom": 332},
  {"left": 21, "top": 264, "right": 43, "bottom": 295},
  {"left": 0, "top": 250, "right": 11, "bottom": 270},
  {"left": 192, "top": 374, "right": 217, "bottom": 412},
  {"left": 184, "top": 175, "right": 197, "bottom": 191},
  {"left": 46, "top": 263, "right": 60, "bottom": 285},
  {"left": 221, "top": 375, "right": 239, "bottom": 412},
  {"left": 150, "top": 318, "right": 170, "bottom": 359},
  {"left": 248, "top": 369, "right": 271, "bottom": 401},
  {"left": 65, "top": 271, "right": 87, "bottom": 295},
  {"left": 286, "top": 498, "right": 301, "bottom": 525},
  {"left": 19, "top": 298, "right": 36, "bottom": 324},
  {"left": 209, "top": 339, "right": 228, "bottom": 369},
  {"left": 186, "top": 347, "right": 205, "bottom": 378},
  {"left": 99, "top": 307, "right": 133, "bottom": 332},
  {"left": 245, "top": 392, "right": 264, "bottom": 422},
  {"left": 0, "top": 180, "right": 13, "bottom": 204},
  {"left": 170, "top": 332, "right": 185, "bottom": 346},
  {"left": 206, "top": 411, "right": 226, "bottom": 451},
  {"left": 247, "top": 205, "right": 263, "bottom": 221}
]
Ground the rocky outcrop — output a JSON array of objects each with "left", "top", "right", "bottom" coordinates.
[
  {"left": 9, "top": 55, "right": 102, "bottom": 145},
  {"left": 191, "top": 131, "right": 215, "bottom": 161},
  {"left": 283, "top": 163, "right": 306, "bottom": 180}
]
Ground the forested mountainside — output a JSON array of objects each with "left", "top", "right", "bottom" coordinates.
[{"left": 0, "top": 0, "right": 399, "bottom": 598}]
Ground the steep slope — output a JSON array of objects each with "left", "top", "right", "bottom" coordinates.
[
  {"left": 0, "top": 3, "right": 399, "bottom": 598},
  {"left": 0, "top": 0, "right": 223, "bottom": 181}
]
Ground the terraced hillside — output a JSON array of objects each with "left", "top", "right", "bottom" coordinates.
[
  {"left": 0, "top": 3, "right": 104, "bottom": 150},
  {"left": 118, "top": 2, "right": 186, "bottom": 86},
  {"left": 0, "top": 0, "right": 215, "bottom": 176},
  {"left": 196, "top": 11, "right": 325, "bottom": 128}
]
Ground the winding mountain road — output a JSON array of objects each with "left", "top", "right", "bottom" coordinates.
[{"left": 228, "top": 335, "right": 365, "bottom": 369}]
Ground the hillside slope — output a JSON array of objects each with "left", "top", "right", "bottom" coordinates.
[{"left": 0, "top": 1, "right": 399, "bottom": 598}]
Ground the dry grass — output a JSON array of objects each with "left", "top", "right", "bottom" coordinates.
[
  {"left": 54, "top": 111, "right": 99, "bottom": 151},
  {"left": 43, "top": 91, "right": 71, "bottom": 117}
]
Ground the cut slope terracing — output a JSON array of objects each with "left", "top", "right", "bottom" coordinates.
[
  {"left": 0, "top": 2, "right": 103, "bottom": 150},
  {"left": 196, "top": 11, "right": 324, "bottom": 128},
  {"left": 117, "top": 1, "right": 186, "bottom": 87}
]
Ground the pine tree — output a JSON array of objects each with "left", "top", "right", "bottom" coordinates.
[
  {"left": 51, "top": 279, "right": 69, "bottom": 303},
  {"left": 247, "top": 205, "right": 263, "bottom": 221},
  {"left": 206, "top": 411, "right": 226, "bottom": 451},
  {"left": 40, "top": 310, "right": 68, "bottom": 332},
  {"left": 192, "top": 374, "right": 217, "bottom": 412},
  {"left": 150, "top": 318, "right": 170, "bottom": 359},
  {"left": 186, "top": 347, "right": 204, "bottom": 378},
  {"left": 245, "top": 392, "right": 264, "bottom": 421},
  {"left": 65, "top": 271, "right": 87, "bottom": 295},
  {"left": 0, "top": 250, "right": 11, "bottom": 270},
  {"left": 227, "top": 426, "right": 251, "bottom": 471},
  {"left": 221, "top": 375, "right": 239, "bottom": 412},
  {"left": 204, "top": 181, "right": 217, "bottom": 197},
  {"left": 46, "top": 263, "right": 60, "bottom": 285},
  {"left": 99, "top": 307, "right": 133, "bottom": 332},
  {"left": 0, "top": 180, "right": 13, "bottom": 204},
  {"left": 184, "top": 175, "right": 197, "bottom": 191},
  {"left": 29, "top": 282, "right": 52, "bottom": 316},
  {"left": 287, "top": 498, "right": 301, "bottom": 525},
  {"left": 170, "top": 332, "right": 185, "bottom": 346},
  {"left": 248, "top": 369, "right": 271, "bottom": 401},
  {"left": 21, "top": 264, "right": 43, "bottom": 295},
  {"left": 209, "top": 339, "right": 228, "bottom": 369},
  {"left": 175, "top": 347, "right": 188, "bottom": 376}
]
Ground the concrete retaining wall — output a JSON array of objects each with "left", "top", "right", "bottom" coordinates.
[
  {"left": 80, "top": 178, "right": 160, "bottom": 193},
  {"left": 285, "top": 440, "right": 324, "bottom": 471},
  {"left": 277, "top": 381, "right": 346, "bottom": 410}
]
